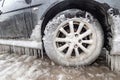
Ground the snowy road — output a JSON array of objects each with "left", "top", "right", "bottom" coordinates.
[{"left": 0, "top": 52, "right": 119, "bottom": 80}]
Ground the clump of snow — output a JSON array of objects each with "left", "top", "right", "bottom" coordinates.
[
  {"left": 30, "top": 21, "right": 42, "bottom": 42},
  {"left": 57, "top": 74, "right": 64, "bottom": 80}
]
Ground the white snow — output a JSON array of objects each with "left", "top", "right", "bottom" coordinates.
[
  {"left": 107, "top": 8, "right": 120, "bottom": 55},
  {"left": 0, "top": 53, "right": 49, "bottom": 80},
  {"left": 106, "top": 8, "right": 120, "bottom": 72},
  {"left": 30, "top": 21, "right": 42, "bottom": 42},
  {"left": 0, "top": 39, "right": 42, "bottom": 49},
  {"left": 57, "top": 74, "right": 64, "bottom": 80}
]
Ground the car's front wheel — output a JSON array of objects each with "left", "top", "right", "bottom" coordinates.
[{"left": 43, "top": 9, "right": 104, "bottom": 66}]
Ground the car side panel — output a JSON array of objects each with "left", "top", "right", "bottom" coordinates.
[
  {"left": 95, "top": 0, "right": 120, "bottom": 10},
  {"left": 30, "top": 0, "right": 120, "bottom": 37},
  {"left": 30, "top": 0, "right": 59, "bottom": 35},
  {"left": 31, "top": 0, "right": 120, "bottom": 24},
  {"left": 1, "top": 0, "right": 31, "bottom": 13},
  {"left": 0, "top": 0, "right": 34, "bottom": 39},
  {"left": 0, "top": 0, "right": 119, "bottom": 39}
]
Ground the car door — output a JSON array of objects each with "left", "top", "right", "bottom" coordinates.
[
  {"left": 0, "top": 0, "right": 33, "bottom": 39},
  {"left": 30, "top": 0, "right": 56, "bottom": 28}
]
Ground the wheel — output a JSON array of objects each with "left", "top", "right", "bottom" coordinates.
[{"left": 43, "top": 9, "right": 104, "bottom": 66}]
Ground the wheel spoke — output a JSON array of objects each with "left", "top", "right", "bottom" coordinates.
[
  {"left": 55, "top": 38, "right": 69, "bottom": 42},
  {"left": 75, "top": 48, "right": 80, "bottom": 57},
  {"left": 54, "top": 18, "right": 96, "bottom": 60},
  {"left": 78, "top": 43, "right": 89, "bottom": 53},
  {"left": 82, "top": 40, "right": 93, "bottom": 44},
  {"left": 59, "top": 27, "right": 69, "bottom": 36},
  {"left": 76, "top": 22, "right": 84, "bottom": 34},
  {"left": 80, "top": 29, "right": 92, "bottom": 39},
  {"left": 58, "top": 43, "right": 69, "bottom": 51},
  {"left": 69, "top": 21, "right": 74, "bottom": 33},
  {"left": 65, "top": 44, "right": 74, "bottom": 58}
]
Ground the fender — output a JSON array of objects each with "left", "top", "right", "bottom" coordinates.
[{"left": 40, "top": 0, "right": 64, "bottom": 20}]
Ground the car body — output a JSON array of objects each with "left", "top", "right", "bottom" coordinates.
[
  {"left": 0, "top": 0, "right": 120, "bottom": 71},
  {"left": 0, "top": 0, "right": 118, "bottom": 39}
]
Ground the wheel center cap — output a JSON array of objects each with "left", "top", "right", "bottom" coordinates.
[
  {"left": 71, "top": 37, "right": 78, "bottom": 44},
  {"left": 68, "top": 34, "right": 79, "bottom": 44}
]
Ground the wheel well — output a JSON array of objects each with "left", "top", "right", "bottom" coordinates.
[{"left": 41, "top": 0, "right": 111, "bottom": 49}]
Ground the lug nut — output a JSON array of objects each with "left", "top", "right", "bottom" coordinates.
[
  {"left": 79, "top": 39, "right": 82, "bottom": 43},
  {"left": 75, "top": 34, "right": 79, "bottom": 37},
  {"left": 74, "top": 44, "right": 78, "bottom": 48}
]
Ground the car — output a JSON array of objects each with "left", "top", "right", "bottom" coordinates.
[{"left": 0, "top": 0, "right": 120, "bottom": 71}]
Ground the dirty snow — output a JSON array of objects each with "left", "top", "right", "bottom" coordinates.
[
  {"left": 0, "top": 52, "right": 119, "bottom": 80},
  {"left": 0, "top": 39, "right": 42, "bottom": 49}
]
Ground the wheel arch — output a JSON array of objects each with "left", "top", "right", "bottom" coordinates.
[{"left": 41, "top": 0, "right": 111, "bottom": 48}]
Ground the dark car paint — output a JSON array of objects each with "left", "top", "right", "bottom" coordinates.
[
  {"left": 0, "top": 0, "right": 119, "bottom": 40},
  {"left": 0, "top": 0, "right": 36, "bottom": 38},
  {"left": 0, "top": 0, "right": 56, "bottom": 39},
  {"left": 25, "top": 0, "right": 32, "bottom": 4}
]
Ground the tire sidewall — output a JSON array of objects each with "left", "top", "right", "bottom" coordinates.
[{"left": 43, "top": 10, "right": 104, "bottom": 66}]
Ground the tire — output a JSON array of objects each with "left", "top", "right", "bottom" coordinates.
[{"left": 43, "top": 9, "right": 104, "bottom": 66}]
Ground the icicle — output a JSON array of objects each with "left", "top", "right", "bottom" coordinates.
[
  {"left": 25, "top": 48, "right": 29, "bottom": 55},
  {"left": 41, "top": 47, "right": 44, "bottom": 59},
  {"left": 9, "top": 46, "right": 12, "bottom": 54},
  {"left": 28, "top": 48, "right": 31, "bottom": 56},
  {"left": 33, "top": 49, "right": 36, "bottom": 57},
  {"left": 21, "top": 48, "right": 25, "bottom": 55},
  {"left": 32, "top": 49, "right": 34, "bottom": 56},
  {"left": 37, "top": 49, "right": 40, "bottom": 58},
  {"left": 18, "top": 47, "right": 22, "bottom": 55},
  {"left": 31, "top": 48, "right": 34, "bottom": 56},
  {"left": 0, "top": 44, "right": 43, "bottom": 59},
  {"left": 33, "top": 49, "right": 35, "bottom": 56},
  {"left": 106, "top": 53, "right": 120, "bottom": 72}
]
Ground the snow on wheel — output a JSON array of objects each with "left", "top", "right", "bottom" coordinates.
[{"left": 43, "top": 9, "right": 104, "bottom": 66}]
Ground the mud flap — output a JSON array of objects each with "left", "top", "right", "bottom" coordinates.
[{"left": 107, "top": 8, "right": 120, "bottom": 71}]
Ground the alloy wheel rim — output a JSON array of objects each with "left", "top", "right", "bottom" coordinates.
[{"left": 54, "top": 18, "right": 97, "bottom": 61}]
